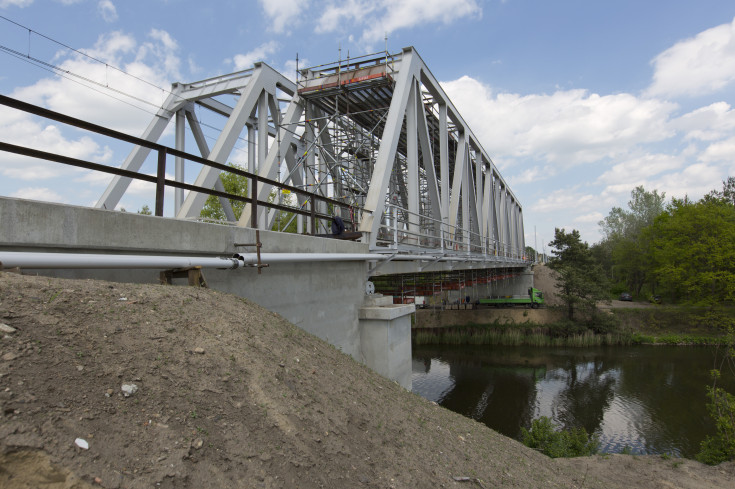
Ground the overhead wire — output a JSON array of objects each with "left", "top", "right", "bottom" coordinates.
[
  {"left": 0, "top": 15, "right": 188, "bottom": 109},
  {"left": 0, "top": 45, "right": 164, "bottom": 119}
]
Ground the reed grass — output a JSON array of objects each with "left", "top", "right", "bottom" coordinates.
[{"left": 413, "top": 325, "right": 635, "bottom": 347}]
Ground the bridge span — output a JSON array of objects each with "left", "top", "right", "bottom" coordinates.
[{"left": 0, "top": 47, "right": 534, "bottom": 387}]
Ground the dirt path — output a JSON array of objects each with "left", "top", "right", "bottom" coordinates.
[{"left": 1, "top": 272, "right": 733, "bottom": 488}]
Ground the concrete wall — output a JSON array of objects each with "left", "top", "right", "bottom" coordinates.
[
  {"left": 359, "top": 295, "right": 414, "bottom": 389},
  {"left": 414, "top": 307, "right": 564, "bottom": 328},
  {"left": 0, "top": 197, "right": 369, "bottom": 358}
]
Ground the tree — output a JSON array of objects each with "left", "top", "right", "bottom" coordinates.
[
  {"left": 598, "top": 186, "right": 666, "bottom": 296},
  {"left": 137, "top": 205, "right": 152, "bottom": 215},
  {"left": 200, "top": 163, "right": 249, "bottom": 221},
  {"left": 548, "top": 228, "right": 609, "bottom": 321},
  {"left": 651, "top": 198, "right": 735, "bottom": 305},
  {"left": 200, "top": 163, "right": 299, "bottom": 233},
  {"left": 705, "top": 176, "right": 735, "bottom": 206}
]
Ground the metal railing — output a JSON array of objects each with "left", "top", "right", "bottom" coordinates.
[
  {"left": 0, "top": 94, "right": 352, "bottom": 234},
  {"left": 376, "top": 203, "right": 529, "bottom": 262}
]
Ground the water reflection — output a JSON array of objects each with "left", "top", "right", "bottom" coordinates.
[{"left": 412, "top": 345, "right": 735, "bottom": 458}]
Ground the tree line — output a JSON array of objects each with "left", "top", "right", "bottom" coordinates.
[
  {"left": 594, "top": 177, "right": 735, "bottom": 306},
  {"left": 545, "top": 177, "right": 735, "bottom": 320}
]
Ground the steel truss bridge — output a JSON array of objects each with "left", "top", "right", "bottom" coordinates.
[{"left": 8, "top": 46, "right": 529, "bottom": 268}]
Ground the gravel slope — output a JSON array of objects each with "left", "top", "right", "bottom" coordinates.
[{"left": 1, "top": 272, "right": 733, "bottom": 489}]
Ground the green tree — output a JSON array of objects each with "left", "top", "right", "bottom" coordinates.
[
  {"left": 697, "top": 325, "right": 735, "bottom": 465},
  {"left": 137, "top": 205, "right": 152, "bottom": 215},
  {"left": 705, "top": 176, "right": 735, "bottom": 206},
  {"left": 200, "top": 163, "right": 249, "bottom": 221},
  {"left": 651, "top": 197, "right": 735, "bottom": 304},
  {"left": 200, "top": 163, "right": 299, "bottom": 233},
  {"left": 548, "top": 228, "right": 609, "bottom": 321},
  {"left": 598, "top": 186, "right": 666, "bottom": 296}
]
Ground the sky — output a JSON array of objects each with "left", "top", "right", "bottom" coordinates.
[{"left": 1, "top": 0, "right": 735, "bottom": 251}]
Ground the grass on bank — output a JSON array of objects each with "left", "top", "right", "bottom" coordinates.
[
  {"left": 521, "top": 416, "right": 598, "bottom": 458},
  {"left": 413, "top": 307, "right": 733, "bottom": 347},
  {"left": 413, "top": 323, "right": 633, "bottom": 347}
]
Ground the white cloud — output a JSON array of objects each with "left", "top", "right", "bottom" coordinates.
[
  {"left": 125, "top": 172, "right": 175, "bottom": 196},
  {"left": 0, "top": 116, "right": 112, "bottom": 180},
  {"left": 574, "top": 212, "right": 604, "bottom": 224},
  {"left": 98, "top": 0, "right": 117, "bottom": 22},
  {"left": 509, "top": 165, "right": 551, "bottom": 185},
  {"left": 647, "top": 16, "right": 735, "bottom": 98},
  {"left": 230, "top": 41, "right": 279, "bottom": 71},
  {"left": 281, "top": 57, "right": 308, "bottom": 83},
  {"left": 597, "top": 153, "right": 684, "bottom": 186},
  {"left": 699, "top": 136, "right": 735, "bottom": 163},
  {"left": 11, "top": 187, "right": 65, "bottom": 202},
  {"left": 442, "top": 76, "right": 677, "bottom": 168},
  {"left": 672, "top": 102, "right": 735, "bottom": 141},
  {"left": 648, "top": 163, "right": 723, "bottom": 199},
  {"left": 316, "top": 0, "right": 481, "bottom": 44},
  {"left": 531, "top": 189, "right": 596, "bottom": 213},
  {"left": 10, "top": 29, "right": 181, "bottom": 134},
  {"left": 0, "top": 0, "right": 33, "bottom": 7},
  {"left": 316, "top": 0, "right": 371, "bottom": 34},
  {"left": 259, "top": 0, "right": 309, "bottom": 34},
  {"left": 0, "top": 29, "right": 183, "bottom": 206}
]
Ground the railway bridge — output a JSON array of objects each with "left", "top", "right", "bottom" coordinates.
[{"left": 0, "top": 47, "right": 533, "bottom": 388}]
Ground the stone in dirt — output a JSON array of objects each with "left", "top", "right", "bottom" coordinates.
[
  {"left": 0, "top": 323, "right": 16, "bottom": 333},
  {"left": 121, "top": 383, "right": 138, "bottom": 397}
]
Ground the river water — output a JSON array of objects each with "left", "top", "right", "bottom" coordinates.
[{"left": 411, "top": 344, "right": 735, "bottom": 458}]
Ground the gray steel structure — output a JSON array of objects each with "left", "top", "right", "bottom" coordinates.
[{"left": 96, "top": 47, "right": 527, "bottom": 265}]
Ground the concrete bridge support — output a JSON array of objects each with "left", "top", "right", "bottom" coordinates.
[
  {"left": 359, "top": 295, "right": 414, "bottom": 388},
  {"left": 0, "top": 197, "right": 414, "bottom": 387}
]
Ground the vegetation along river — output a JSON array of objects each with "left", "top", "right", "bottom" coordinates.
[{"left": 411, "top": 344, "right": 735, "bottom": 458}]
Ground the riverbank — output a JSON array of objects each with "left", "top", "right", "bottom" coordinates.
[
  {"left": 412, "top": 312, "right": 732, "bottom": 347},
  {"left": 414, "top": 261, "right": 733, "bottom": 345},
  {"left": 1, "top": 272, "right": 734, "bottom": 488}
]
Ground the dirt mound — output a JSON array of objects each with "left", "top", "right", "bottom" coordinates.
[
  {"left": 532, "top": 264, "right": 563, "bottom": 306},
  {"left": 1, "top": 272, "right": 733, "bottom": 489}
]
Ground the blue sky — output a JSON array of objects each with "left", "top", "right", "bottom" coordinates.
[{"left": 1, "top": 0, "right": 735, "bottom": 251}]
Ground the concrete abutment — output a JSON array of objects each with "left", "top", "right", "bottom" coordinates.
[{"left": 1, "top": 197, "right": 532, "bottom": 389}]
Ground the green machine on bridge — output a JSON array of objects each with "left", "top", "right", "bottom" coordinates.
[{"left": 478, "top": 287, "right": 544, "bottom": 309}]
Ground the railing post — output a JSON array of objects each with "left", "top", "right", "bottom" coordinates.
[
  {"left": 310, "top": 195, "right": 316, "bottom": 235},
  {"left": 250, "top": 174, "right": 258, "bottom": 229},
  {"left": 155, "top": 149, "right": 166, "bottom": 216}
]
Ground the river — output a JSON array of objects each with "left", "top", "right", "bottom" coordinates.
[{"left": 411, "top": 344, "right": 735, "bottom": 458}]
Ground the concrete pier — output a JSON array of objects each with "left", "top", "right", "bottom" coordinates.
[{"left": 0, "top": 197, "right": 410, "bottom": 384}]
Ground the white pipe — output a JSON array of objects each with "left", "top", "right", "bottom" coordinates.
[
  {"left": 0, "top": 252, "right": 242, "bottom": 270},
  {"left": 0, "top": 250, "right": 521, "bottom": 271},
  {"left": 0, "top": 251, "right": 385, "bottom": 270},
  {"left": 234, "top": 253, "right": 384, "bottom": 264}
]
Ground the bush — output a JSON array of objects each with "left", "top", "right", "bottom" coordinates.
[
  {"left": 520, "top": 416, "right": 598, "bottom": 458},
  {"left": 697, "top": 373, "right": 735, "bottom": 465}
]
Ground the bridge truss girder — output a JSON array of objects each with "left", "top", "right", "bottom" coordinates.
[{"left": 95, "top": 47, "right": 527, "bottom": 263}]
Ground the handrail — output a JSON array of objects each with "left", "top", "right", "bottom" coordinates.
[
  {"left": 0, "top": 94, "right": 353, "bottom": 233},
  {"left": 379, "top": 203, "right": 530, "bottom": 262}
]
